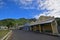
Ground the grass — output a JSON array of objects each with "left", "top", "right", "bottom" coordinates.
[{"left": 0, "top": 30, "right": 9, "bottom": 39}]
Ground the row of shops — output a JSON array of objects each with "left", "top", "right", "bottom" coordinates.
[{"left": 22, "top": 16, "right": 59, "bottom": 34}]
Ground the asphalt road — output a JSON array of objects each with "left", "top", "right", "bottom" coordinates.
[{"left": 9, "top": 30, "right": 60, "bottom": 40}]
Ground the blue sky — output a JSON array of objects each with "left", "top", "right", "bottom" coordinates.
[
  {"left": 0, "top": 0, "right": 42, "bottom": 19},
  {"left": 0, "top": 0, "right": 60, "bottom": 19}
]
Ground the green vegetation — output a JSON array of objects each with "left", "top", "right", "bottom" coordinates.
[
  {"left": 0, "top": 30, "right": 9, "bottom": 39},
  {"left": 0, "top": 17, "right": 60, "bottom": 29},
  {"left": 0, "top": 18, "right": 36, "bottom": 29},
  {"left": 55, "top": 18, "right": 60, "bottom": 26}
]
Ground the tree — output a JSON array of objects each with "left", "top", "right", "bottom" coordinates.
[
  {"left": 55, "top": 18, "right": 60, "bottom": 26},
  {"left": 0, "top": 18, "right": 37, "bottom": 29},
  {"left": 0, "top": 19, "right": 15, "bottom": 29}
]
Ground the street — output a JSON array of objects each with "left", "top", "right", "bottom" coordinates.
[{"left": 9, "top": 30, "right": 60, "bottom": 40}]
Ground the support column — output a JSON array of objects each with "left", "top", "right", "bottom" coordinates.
[
  {"left": 51, "top": 21, "right": 58, "bottom": 34},
  {"left": 33, "top": 26, "right": 36, "bottom": 32},
  {"left": 30, "top": 27, "right": 32, "bottom": 31},
  {"left": 39, "top": 25, "right": 41, "bottom": 32}
]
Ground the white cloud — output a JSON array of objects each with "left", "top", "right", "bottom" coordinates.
[
  {"left": 13, "top": 0, "right": 60, "bottom": 18},
  {"left": 0, "top": 0, "right": 6, "bottom": 8},
  {"left": 34, "top": 0, "right": 60, "bottom": 19},
  {"left": 19, "top": 0, "right": 33, "bottom": 5},
  {"left": 34, "top": 12, "right": 48, "bottom": 19},
  {"left": 14, "top": 0, "right": 37, "bottom": 9}
]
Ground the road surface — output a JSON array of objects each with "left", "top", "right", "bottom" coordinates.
[{"left": 9, "top": 30, "right": 60, "bottom": 40}]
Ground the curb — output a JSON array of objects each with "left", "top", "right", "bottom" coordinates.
[
  {"left": 41, "top": 33, "right": 60, "bottom": 37},
  {"left": 1, "top": 30, "right": 12, "bottom": 40},
  {"left": 33, "top": 32, "right": 60, "bottom": 37}
]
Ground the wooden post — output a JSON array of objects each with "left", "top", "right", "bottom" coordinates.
[
  {"left": 39, "top": 25, "right": 41, "bottom": 32},
  {"left": 33, "top": 26, "right": 36, "bottom": 32},
  {"left": 30, "top": 27, "right": 32, "bottom": 31},
  {"left": 51, "top": 21, "right": 58, "bottom": 34},
  {"left": 55, "top": 20, "right": 59, "bottom": 34}
]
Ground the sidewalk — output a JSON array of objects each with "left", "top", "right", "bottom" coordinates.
[{"left": 1, "top": 30, "right": 12, "bottom": 40}]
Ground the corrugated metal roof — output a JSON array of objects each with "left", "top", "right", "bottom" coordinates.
[
  {"left": 30, "top": 18, "right": 55, "bottom": 26},
  {"left": 23, "top": 16, "right": 55, "bottom": 26}
]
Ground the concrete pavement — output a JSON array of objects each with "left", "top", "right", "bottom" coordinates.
[{"left": 9, "top": 30, "right": 60, "bottom": 40}]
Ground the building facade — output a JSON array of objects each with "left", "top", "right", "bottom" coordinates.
[{"left": 24, "top": 16, "right": 58, "bottom": 34}]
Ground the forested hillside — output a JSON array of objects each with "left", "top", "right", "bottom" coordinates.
[{"left": 0, "top": 18, "right": 36, "bottom": 29}]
